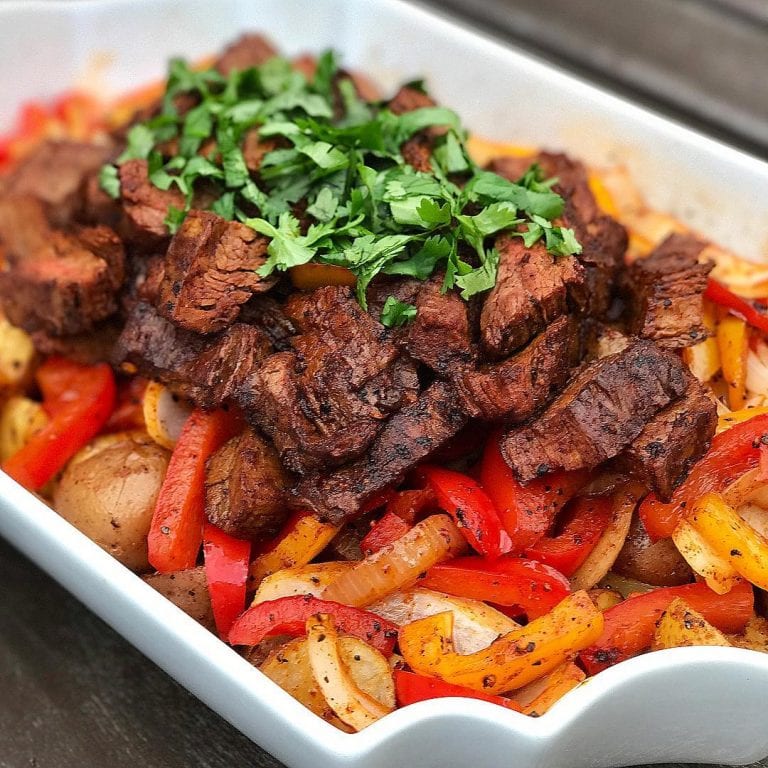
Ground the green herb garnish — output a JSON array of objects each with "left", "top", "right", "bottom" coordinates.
[{"left": 101, "top": 51, "right": 581, "bottom": 309}]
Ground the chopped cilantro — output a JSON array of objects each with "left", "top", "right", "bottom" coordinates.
[
  {"left": 381, "top": 296, "right": 418, "bottom": 327},
  {"left": 99, "top": 49, "right": 581, "bottom": 306}
]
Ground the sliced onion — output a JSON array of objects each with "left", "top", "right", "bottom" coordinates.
[
  {"left": 252, "top": 562, "right": 353, "bottom": 605},
  {"left": 306, "top": 614, "right": 394, "bottom": 731},
  {"left": 746, "top": 350, "right": 768, "bottom": 399},
  {"left": 737, "top": 503, "right": 768, "bottom": 539},
  {"left": 672, "top": 520, "right": 740, "bottom": 595},
  {"left": 143, "top": 381, "right": 192, "bottom": 450},
  {"left": 321, "top": 514, "right": 467, "bottom": 607},
  {"left": 723, "top": 468, "right": 768, "bottom": 509},
  {"left": 569, "top": 483, "right": 641, "bottom": 591},
  {"left": 369, "top": 587, "right": 518, "bottom": 654}
]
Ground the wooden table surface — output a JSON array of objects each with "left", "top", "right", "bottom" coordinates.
[{"left": 3, "top": 1, "right": 768, "bottom": 767}]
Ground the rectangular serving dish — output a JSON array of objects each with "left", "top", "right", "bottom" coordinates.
[{"left": 3, "top": 2, "right": 768, "bottom": 767}]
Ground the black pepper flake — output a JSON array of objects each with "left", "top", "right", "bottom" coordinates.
[{"left": 730, "top": 548, "right": 742, "bottom": 557}]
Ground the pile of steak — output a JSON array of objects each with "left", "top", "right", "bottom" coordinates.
[{"left": 0, "top": 34, "right": 718, "bottom": 544}]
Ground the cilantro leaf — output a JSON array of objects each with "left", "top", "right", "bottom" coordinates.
[
  {"left": 99, "top": 164, "right": 120, "bottom": 199},
  {"left": 117, "top": 124, "right": 155, "bottom": 163},
  {"left": 381, "top": 297, "right": 417, "bottom": 327}
]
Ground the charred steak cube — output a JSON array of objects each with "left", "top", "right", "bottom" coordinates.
[
  {"left": 616, "top": 377, "right": 717, "bottom": 500},
  {"left": 456, "top": 314, "right": 581, "bottom": 423},
  {"left": 480, "top": 234, "right": 586, "bottom": 358},
  {"left": 157, "top": 210, "right": 273, "bottom": 334},
  {"left": 205, "top": 427, "right": 292, "bottom": 541},
  {"left": 214, "top": 33, "right": 278, "bottom": 75},
  {"left": 292, "top": 380, "right": 468, "bottom": 524},
  {"left": 500, "top": 339, "right": 690, "bottom": 482},
  {"left": 625, "top": 233, "right": 713, "bottom": 349}
]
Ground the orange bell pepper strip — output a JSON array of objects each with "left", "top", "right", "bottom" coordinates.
[
  {"left": 394, "top": 670, "right": 521, "bottom": 711},
  {"left": 480, "top": 435, "right": 587, "bottom": 552},
  {"left": 639, "top": 413, "right": 768, "bottom": 540},
  {"left": 289, "top": 263, "right": 356, "bottom": 289},
  {"left": 580, "top": 578, "right": 754, "bottom": 675},
  {"left": 422, "top": 465, "right": 512, "bottom": 559},
  {"left": 148, "top": 408, "right": 243, "bottom": 573},
  {"left": 398, "top": 591, "right": 603, "bottom": 695},
  {"left": 523, "top": 495, "right": 614, "bottom": 576},
  {"left": 249, "top": 510, "right": 341, "bottom": 586},
  {"left": 203, "top": 523, "right": 251, "bottom": 639},
  {"left": 2, "top": 358, "right": 116, "bottom": 490},
  {"left": 716, "top": 312, "right": 748, "bottom": 410},
  {"left": 419, "top": 555, "right": 571, "bottom": 619}
]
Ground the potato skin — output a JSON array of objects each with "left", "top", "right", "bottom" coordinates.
[
  {"left": 143, "top": 566, "right": 215, "bottom": 632},
  {"left": 613, "top": 512, "right": 693, "bottom": 586},
  {"left": 53, "top": 432, "right": 169, "bottom": 572}
]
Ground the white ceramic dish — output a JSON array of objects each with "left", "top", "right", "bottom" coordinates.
[{"left": 2, "top": 1, "right": 768, "bottom": 766}]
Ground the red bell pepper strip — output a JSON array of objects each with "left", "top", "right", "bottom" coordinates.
[
  {"left": 422, "top": 465, "right": 512, "bottom": 559},
  {"left": 639, "top": 413, "right": 768, "bottom": 540},
  {"left": 420, "top": 555, "right": 571, "bottom": 619},
  {"left": 203, "top": 523, "right": 251, "bottom": 639},
  {"left": 394, "top": 669, "right": 521, "bottom": 711},
  {"left": 523, "top": 495, "right": 614, "bottom": 576},
  {"left": 385, "top": 488, "right": 436, "bottom": 524},
  {"left": 705, "top": 278, "right": 768, "bottom": 336},
  {"left": 360, "top": 511, "right": 412, "bottom": 555},
  {"left": 480, "top": 435, "right": 587, "bottom": 552},
  {"left": 148, "top": 408, "right": 242, "bottom": 573},
  {"left": 2, "top": 358, "right": 116, "bottom": 490},
  {"left": 581, "top": 579, "right": 754, "bottom": 675},
  {"left": 228, "top": 595, "right": 398, "bottom": 655}
]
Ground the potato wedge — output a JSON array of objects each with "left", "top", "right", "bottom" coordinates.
[
  {"left": 0, "top": 396, "right": 48, "bottom": 462},
  {"left": 729, "top": 617, "right": 768, "bottom": 652},
  {"left": 651, "top": 597, "right": 731, "bottom": 651},
  {"left": 0, "top": 318, "right": 36, "bottom": 393},
  {"left": 369, "top": 587, "right": 518, "bottom": 654}
]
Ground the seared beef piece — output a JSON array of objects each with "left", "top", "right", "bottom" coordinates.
[
  {"left": 30, "top": 322, "right": 120, "bottom": 365},
  {"left": 456, "top": 315, "right": 581, "bottom": 422},
  {"left": 242, "top": 129, "right": 281, "bottom": 174},
  {"left": 214, "top": 33, "right": 278, "bottom": 75},
  {"left": 240, "top": 287, "right": 419, "bottom": 474},
  {"left": 500, "top": 339, "right": 690, "bottom": 482},
  {"left": 81, "top": 168, "right": 122, "bottom": 228},
  {"left": 238, "top": 294, "right": 296, "bottom": 351},
  {"left": 114, "top": 301, "right": 272, "bottom": 409},
  {"left": 490, "top": 151, "right": 627, "bottom": 317},
  {"left": 205, "top": 427, "right": 292, "bottom": 540},
  {"left": 0, "top": 197, "right": 125, "bottom": 336},
  {"left": 118, "top": 159, "right": 185, "bottom": 247},
  {"left": 585, "top": 322, "right": 631, "bottom": 360},
  {"left": 369, "top": 276, "right": 475, "bottom": 375},
  {"left": 625, "top": 233, "right": 713, "bottom": 349},
  {"left": 156, "top": 210, "right": 273, "bottom": 334},
  {"left": 388, "top": 86, "right": 437, "bottom": 173},
  {"left": 2, "top": 140, "right": 113, "bottom": 226},
  {"left": 480, "top": 235, "right": 586, "bottom": 358},
  {"left": 292, "top": 381, "right": 468, "bottom": 524},
  {"left": 616, "top": 378, "right": 717, "bottom": 500}
]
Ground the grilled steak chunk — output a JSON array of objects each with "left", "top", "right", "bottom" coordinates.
[
  {"left": 2, "top": 140, "right": 113, "bottom": 226},
  {"left": 456, "top": 315, "right": 581, "bottom": 422},
  {"left": 205, "top": 428, "right": 292, "bottom": 540},
  {"left": 292, "top": 381, "right": 468, "bottom": 524},
  {"left": 239, "top": 286, "right": 419, "bottom": 474},
  {"left": 480, "top": 235, "right": 586, "bottom": 358},
  {"left": 625, "top": 233, "right": 713, "bottom": 349},
  {"left": 30, "top": 322, "right": 120, "bottom": 365},
  {"left": 157, "top": 210, "right": 273, "bottom": 334},
  {"left": 617, "top": 378, "right": 717, "bottom": 500},
  {"left": 215, "top": 33, "right": 278, "bottom": 75},
  {"left": 500, "top": 339, "right": 690, "bottom": 481},
  {"left": 0, "top": 197, "right": 124, "bottom": 336},
  {"left": 118, "top": 159, "right": 185, "bottom": 247},
  {"left": 238, "top": 294, "right": 296, "bottom": 351},
  {"left": 388, "top": 86, "right": 437, "bottom": 173},
  {"left": 114, "top": 301, "right": 272, "bottom": 408}
]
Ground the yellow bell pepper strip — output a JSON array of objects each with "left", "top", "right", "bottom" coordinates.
[
  {"left": 716, "top": 312, "right": 748, "bottom": 410},
  {"left": 398, "top": 591, "right": 603, "bottom": 695},
  {"left": 2, "top": 358, "right": 116, "bottom": 491},
  {"left": 510, "top": 661, "right": 585, "bottom": 716},
  {"left": 690, "top": 492, "right": 768, "bottom": 591},
  {"left": 717, "top": 406, "right": 768, "bottom": 434},
  {"left": 249, "top": 510, "right": 341, "bottom": 586}
]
